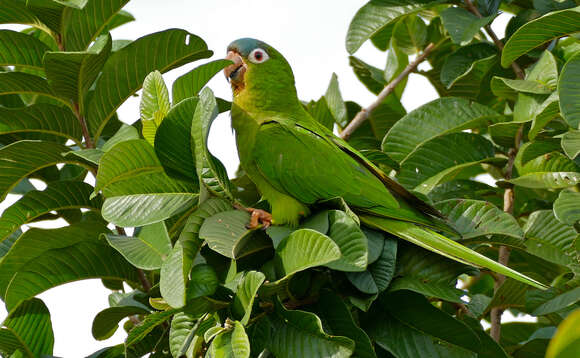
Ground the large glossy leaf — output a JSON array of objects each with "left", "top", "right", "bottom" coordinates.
[
  {"left": 155, "top": 97, "right": 199, "bottom": 183},
  {"left": 0, "top": 181, "right": 101, "bottom": 249},
  {"left": 383, "top": 97, "right": 500, "bottom": 162},
  {"left": 0, "top": 104, "right": 82, "bottom": 145},
  {"left": 397, "top": 132, "right": 496, "bottom": 193},
  {"left": 345, "top": 0, "right": 437, "bottom": 54},
  {"left": 232, "top": 271, "right": 266, "bottom": 324},
  {"left": 392, "top": 15, "right": 427, "bottom": 54},
  {"left": 553, "top": 190, "right": 580, "bottom": 225},
  {"left": 207, "top": 321, "right": 250, "bottom": 358},
  {"left": 1, "top": 223, "right": 139, "bottom": 309},
  {"left": 502, "top": 6, "right": 580, "bottom": 67},
  {"left": 125, "top": 309, "right": 177, "bottom": 348},
  {"left": 0, "top": 140, "right": 88, "bottom": 201},
  {"left": 192, "top": 88, "right": 233, "bottom": 198},
  {"left": 96, "top": 139, "right": 197, "bottom": 226},
  {"left": 0, "top": 72, "right": 69, "bottom": 107},
  {"left": 348, "top": 56, "right": 387, "bottom": 95},
  {"left": 440, "top": 7, "right": 492, "bottom": 45},
  {"left": 435, "top": 199, "right": 524, "bottom": 240},
  {"left": 524, "top": 210, "right": 578, "bottom": 267},
  {"left": 62, "top": 0, "right": 130, "bottom": 51},
  {"left": 140, "top": 70, "right": 170, "bottom": 145},
  {"left": 0, "top": 30, "right": 50, "bottom": 71},
  {"left": 86, "top": 29, "right": 212, "bottom": 139},
  {"left": 559, "top": 52, "right": 580, "bottom": 128},
  {"left": 92, "top": 292, "right": 150, "bottom": 340},
  {"left": 507, "top": 172, "right": 580, "bottom": 189},
  {"left": 44, "top": 34, "right": 112, "bottom": 112},
  {"left": 186, "top": 264, "right": 218, "bottom": 300},
  {"left": 173, "top": 59, "right": 232, "bottom": 104},
  {"left": 325, "top": 210, "right": 368, "bottom": 272},
  {"left": 267, "top": 300, "right": 355, "bottom": 358},
  {"left": 0, "top": 1, "right": 41, "bottom": 29},
  {"left": 105, "top": 222, "right": 172, "bottom": 270},
  {"left": 325, "top": 73, "right": 348, "bottom": 128},
  {"left": 532, "top": 287, "right": 580, "bottom": 316},
  {"left": 561, "top": 130, "right": 580, "bottom": 159},
  {"left": 169, "top": 311, "right": 212, "bottom": 358},
  {"left": 545, "top": 308, "right": 580, "bottom": 358},
  {"left": 277, "top": 229, "right": 341, "bottom": 277},
  {"left": 347, "top": 236, "right": 397, "bottom": 294},
  {"left": 315, "top": 291, "right": 377, "bottom": 358},
  {"left": 441, "top": 43, "right": 497, "bottom": 90},
  {"left": 382, "top": 290, "right": 480, "bottom": 351},
  {"left": 1, "top": 298, "right": 54, "bottom": 357}
]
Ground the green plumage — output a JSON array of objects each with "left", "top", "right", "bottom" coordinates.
[{"left": 226, "top": 38, "right": 547, "bottom": 290}]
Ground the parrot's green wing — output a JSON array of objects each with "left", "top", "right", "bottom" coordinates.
[
  {"left": 253, "top": 120, "right": 548, "bottom": 290},
  {"left": 253, "top": 120, "right": 447, "bottom": 229}
]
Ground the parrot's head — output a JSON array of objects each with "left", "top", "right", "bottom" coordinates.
[{"left": 224, "top": 38, "right": 298, "bottom": 111}]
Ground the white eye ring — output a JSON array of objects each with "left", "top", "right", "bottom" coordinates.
[{"left": 248, "top": 48, "right": 269, "bottom": 64}]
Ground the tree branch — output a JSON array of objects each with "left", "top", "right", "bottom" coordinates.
[
  {"left": 490, "top": 125, "right": 523, "bottom": 342},
  {"left": 72, "top": 102, "right": 95, "bottom": 149},
  {"left": 339, "top": 42, "right": 436, "bottom": 140},
  {"left": 463, "top": 0, "right": 525, "bottom": 79}
]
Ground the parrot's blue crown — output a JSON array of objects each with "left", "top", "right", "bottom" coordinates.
[{"left": 227, "top": 38, "right": 270, "bottom": 57}]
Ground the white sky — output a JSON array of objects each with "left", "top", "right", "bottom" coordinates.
[{"left": 0, "top": 1, "right": 523, "bottom": 356}]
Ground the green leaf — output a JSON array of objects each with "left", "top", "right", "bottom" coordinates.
[
  {"left": 559, "top": 52, "right": 580, "bottom": 128},
  {"left": 441, "top": 43, "right": 497, "bottom": 90},
  {"left": 231, "top": 321, "right": 250, "bottom": 358},
  {"left": 92, "top": 294, "right": 150, "bottom": 340},
  {"left": 232, "top": 271, "right": 265, "bottom": 325},
  {"left": 529, "top": 92, "right": 560, "bottom": 140},
  {"left": 199, "top": 210, "right": 256, "bottom": 259},
  {"left": 96, "top": 139, "right": 197, "bottom": 227},
  {"left": 1, "top": 223, "right": 139, "bottom": 310},
  {"left": 324, "top": 73, "right": 348, "bottom": 128},
  {"left": 524, "top": 210, "right": 579, "bottom": 267},
  {"left": 161, "top": 240, "right": 198, "bottom": 309},
  {"left": 383, "top": 97, "right": 500, "bottom": 162},
  {"left": 348, "top": 56, "right": 387, "bottom": 95},
  {"left": 0, "top": 72, "right": 69, "bottom": 107},
  {"left": 125, "top": 309, "right": 177, "bottom": 348},
  {"left": 492, "top": 78, "right": 553, "bottom": 99},
  {"left": 100, "top": 123, "right": 139, "bottom": 152},
  {"left": 277, "top": 229, "right": 341, "bottom": 277},
  {"left": 169, "top": 311, "right": 210, "bottom": 358},
  {"left": 140, "top": 70, "right": 170, "bottom": 145},
  {"left": 0, "top": 1, "right": 41, "bottom": 29},
  {"left": 507, "top": 172, "right": 580, "bottom": 189},
  {"left": 392, "top": 15, "right": 427, "bottom": 54},
  {"left": 187, "top": 264, "right": 218, "bottom": 300},
  {"left": 0, "top": 104, "right": 83, "bottom": 145},
  {"left": 532, "top": 287, "right": 580, "bottom": 316},
  {"left": 44, "top": 34, "right": 112, "bottom": 113},
  {"left": 440, "top": 7, "right": 493, "bottom": 45},
  {"left": 267, "top": 299, "right": 355, "bottom": 358},
  {"left": 315, "top": 291, "right": 377, "bottom": 358},
  {"left": 104, "top": 222, "right": 172, "bottom": 270},
  {"left": 0, "top": 181, "right": 101, "bottom": 250},
  {"left": 324, "top": 210, "right": 368, "bottom": 272},
  {"left": 0, "top": 140, "right": 88, "bottom": 201},
  {"left": 172, "top": 59, "right": 232, "bottom": 104},
  {"left": 192, "top": 88, "right": 233, "bottom": 198},
  {"left": 62, "top": 0, "right": 130, "bottom": 51},
  {"left": 155, "top": 97, "right": 199, "bottom": 184},
  {"left": 435, "top": 199, "right": 524, "bottom": 240},
  {"left": 545, "top": 308, "right": 580, "bottom": 358},
  {"left": 554, "top": 190, "right": 580, "bottom": 225},
  {"left": 306, "top": 97, "right": 335, "bottom": 131},
  {"left": 87, "top": 29, "right": 212, "bottom": 139},
  {"left": 208, "top": 323, "right": 250, "bottom": 358},
  {"left": 397, "top": 132, "right": 496, "bottom": 193},
  {"left": 382, "top": 290, "right": 481, "bottom": 351},
  {"left": 0, "top": 30, "right": 50, "bottom": 71},
  {"left": 346, "top": 0, "right": 437, "bottom": 54},
  {"left": 562, "top": 130, "right": 580, "bottom": 159},
  {"left": 502, "top": 6, "right": 580, "bottom": 67},
  {"left": 348, "top": 236, "right": 396, "bottom": 294},
  {"left": 385, "top": 38, "right": 409, "bottom": 89},
  {"left": 1, "top": 298, "right": 54, "bottom": 357}
]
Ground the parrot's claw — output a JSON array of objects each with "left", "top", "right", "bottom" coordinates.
[{"left": 246, "top": 208, "right": 272, "bottom": 230}]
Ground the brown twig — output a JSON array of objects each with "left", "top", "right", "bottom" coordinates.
[
  {"left": 463, "top": 0, "right": 525, "bottom": 79},
  {"left": 339, "top": 42, "right": 437, "bottom": 140},
  {"left": 489, "top": 125, "right": 523, "bottom": 342},
  {"left": 72, "top": 102, "right": 95, "bottom": 149}
]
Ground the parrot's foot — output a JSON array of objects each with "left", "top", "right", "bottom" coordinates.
[{"left": 246, "top": 208, "right": 272, "bottom": 229}]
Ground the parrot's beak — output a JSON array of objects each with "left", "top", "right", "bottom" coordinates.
[{"left": 224, "top": 51, "right": 246, "bottom": 93}]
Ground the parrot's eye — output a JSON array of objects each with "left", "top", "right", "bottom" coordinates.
[{"left": 248, "top": 48, "right": 269, "bottom": 64}]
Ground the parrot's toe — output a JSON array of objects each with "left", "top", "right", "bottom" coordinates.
[{"left": 245, "top": 208, "right": 272, "bottom": 230}]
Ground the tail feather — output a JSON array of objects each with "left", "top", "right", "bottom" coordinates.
[{"left": 360, "top": 215, "right": 549, "bottom": 290}]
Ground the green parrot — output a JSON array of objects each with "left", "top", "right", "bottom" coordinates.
[{"left": 223, "top": 38, "right": 547, "bottom": 290}]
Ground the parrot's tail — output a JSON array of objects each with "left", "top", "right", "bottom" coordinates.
[{"left": 360, "top": 215, "right": 549, "bottom": 290}]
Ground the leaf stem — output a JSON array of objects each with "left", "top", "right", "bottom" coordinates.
[
  {"left": 463, "top": 0, "right": 525, "bottom": 79},
  {"left": 339, "top": 42, "right": 437, "bottom": 140}
]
